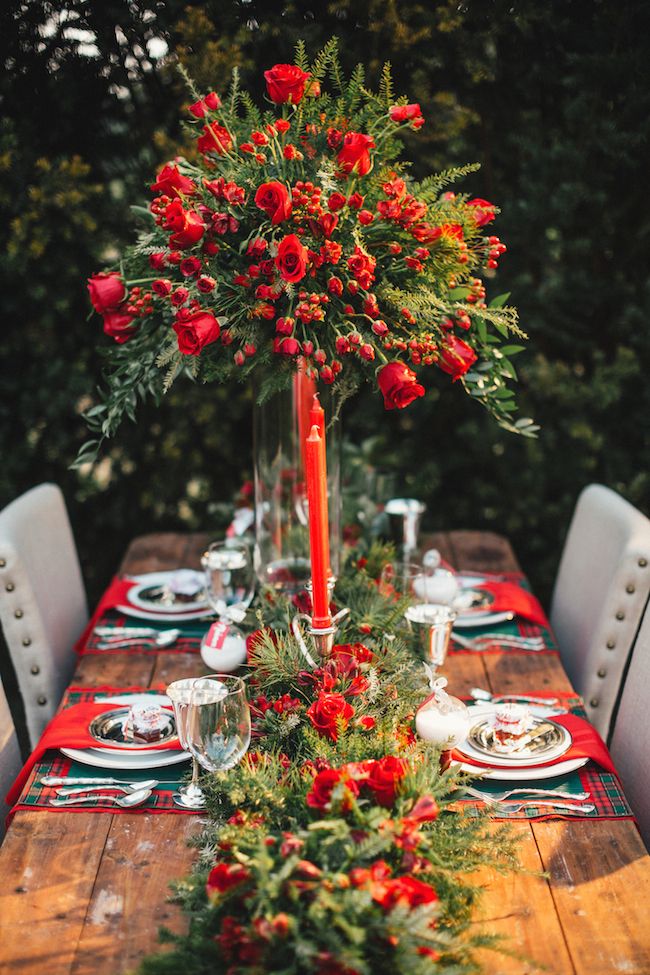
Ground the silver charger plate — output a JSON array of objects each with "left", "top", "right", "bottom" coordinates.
[
  {"left": 126, "top": 571, "right": 209, "bottom": 615},
  {"left": 457, "top": 710, "right": 572, "bottom": 768},
  {"left": 89, "top": 707, "right": 178, "bottom": 750}
]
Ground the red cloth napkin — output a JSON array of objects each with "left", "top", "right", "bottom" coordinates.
[
  {"left": 454, "top": 713, "right": 617, "bottom": 776},
  {"left": 477, "top": 581, "right": 549, "bottom": 627},
  {"left": 74, "top": 576, "right": 136, "bottom": 652},
  {"left": 6, "top": 700, "right": 181, "bottom": 806}
]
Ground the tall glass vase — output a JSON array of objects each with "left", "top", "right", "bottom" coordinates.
[{"left": 253, "top": 368, "right": 341, "bottom": 592}]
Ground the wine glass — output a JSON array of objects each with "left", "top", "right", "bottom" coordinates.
[
  {"left": 186, "top": 676, "right": 251, "bottom": 788},
  {"left": 201, "top": 540, "right": 255, "bottom": 624},
  {"left": 166, "top": 678, "right": 207, "bottom": 810}
]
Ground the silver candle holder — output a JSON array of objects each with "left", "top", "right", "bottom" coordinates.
[
  {"left": 405, "top": 603, "right": 457, "bottom": 670},
  {"left": 291, "top": 607, "right": 351, "bottom": 667}
]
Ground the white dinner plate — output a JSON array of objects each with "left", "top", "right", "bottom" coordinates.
[
  {"left": 115, "top": 604, "right": 212, "bottom": 622},
  {"left": 453, "top": 610, "right": 513, "bottom": 628},
  {"left": 61, "top": 693, "right": 191, "bottom": 768},
  {"left": 454, "top": 756, "right": 589, "bottom": 781},
  {"left": 125, "top": 571, "right": 209, "bottom": 615}
]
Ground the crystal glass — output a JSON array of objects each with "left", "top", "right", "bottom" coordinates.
[
  {"left": 253, "top": 370, "right": 341, "bottom": 592},
  {"left": 201, "top": 539, "right": 255, "bottom": 624},
  {"left": 166, "top": 678, "right": 206, "bottom": 810},
  {"left": 186, "top": 676, "right": 251, "bottom": 780},
  {"left": 384, "top": 498, "right": 426, "bottom": 557},
  {"left": 379, "top": 561, "right": 422, "bottom": 598}
]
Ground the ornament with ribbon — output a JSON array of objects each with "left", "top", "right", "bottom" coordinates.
[{"left": 415, "top": 668, "right": 470, "bottom": 748}]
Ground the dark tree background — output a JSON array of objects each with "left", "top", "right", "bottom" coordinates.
[{"left": 1, "top": 0, "right": 649, "bottom": 605}]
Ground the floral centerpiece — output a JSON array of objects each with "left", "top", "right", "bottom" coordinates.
[{"left": 80, "top": 40, "right": 535, "bottom": 465}]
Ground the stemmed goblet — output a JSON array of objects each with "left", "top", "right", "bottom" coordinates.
[
  {"left": 166, "top": 678, "right": 207, "bottom": 809},
  {"left": 186, "top": 675, "right": 251, "bottom": 791}
]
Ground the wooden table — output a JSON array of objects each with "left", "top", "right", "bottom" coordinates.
[{"left": 1, "top": 531, "right": 649, "bottom": 975}]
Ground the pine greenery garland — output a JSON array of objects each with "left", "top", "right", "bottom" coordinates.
[{"left": 136, "top": 549, "right": 522, "bottom": 975}]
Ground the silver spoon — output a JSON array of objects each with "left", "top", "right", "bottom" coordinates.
[
  {"left": 498, "top": 800, "right": 595, "bottom": 814},
  {"left": 49, "top": 788, "right": 153, "bottom": 808},
  {"left": 96, "top": 629, "right": 181, "bottom": 649},
  {"left": 55, "top": 779, "right": 159, "bottom": 797},
  {"left": 463, "top": 786, "right": 591, "bottom": 804}
]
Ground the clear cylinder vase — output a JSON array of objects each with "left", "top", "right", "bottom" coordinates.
[{"left": 253, "top": 369, "right": 341, "bottom": 592}]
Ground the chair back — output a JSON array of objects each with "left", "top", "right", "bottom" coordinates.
[
  {"left": 609, "top": 603, "right": 650, "bottom": 849},
  {"left": 0, "top": 675, "right": 21, "bottom": 839},
  {"left": 550, "top": 484, "right": 650, "bottom": 739},
  {"left": 0, "top": 484, "right": 87, "bottom": 747}
]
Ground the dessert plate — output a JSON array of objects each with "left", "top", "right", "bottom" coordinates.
[
  {"left": 125, "top": 571, "right": 209, "bottom": 615},
  {"left": 453, "top": 610, "right": 513, "bottom": 629},
  {"left": 88, "top": 707, "right": 178, "bottom": 750},
  {"left": 61, "top": 693, "right": 191, "bottom": 768},
  {"left": 453, "top": 588, "right": 495, "bottom": 616},
  {"left": 458, "top": 712, "right": 571, "bottom": 767}
]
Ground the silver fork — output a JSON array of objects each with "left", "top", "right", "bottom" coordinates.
[
  {"left": 498, "top": 800, "right": 595, "bottom": 814},
  {"left": 453, "top": 632, "right": 545, "bottom": 651},
  {"left": 463, "top": 785, "right": 591, "bottom": 804}
]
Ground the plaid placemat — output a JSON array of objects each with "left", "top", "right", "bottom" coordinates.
[
  {"left": 449, "top": 571, "right": 559, "bottom": 654},
  {"left": 7, "top": 687, "right": 195, "bottom": 822},
  {"left": 80, "top": 608, "right": 210, "bottom": 655},
  {"left": 456, "top": 693, "right": 633, "bottom": 821}
]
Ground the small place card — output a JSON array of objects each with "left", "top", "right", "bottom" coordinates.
[{"left": 204, "top": 621, "right": 229, "bottom": 651}]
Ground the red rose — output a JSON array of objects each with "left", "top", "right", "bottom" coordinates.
[
  {"left": 206, "top": 862, "right": 250, "bottom": 901},
  {"left": 88, "top": 272, "right": 126, "bottom": 313},
  {"left": 365, "top": 756, "right": 407, "bottom": 807},
  {"left": 374, "top": 875, "right": 438, "bottom": 911},
  {"left": 150, "top": 163, "right": 197, "bottom": 198},
  {"left": 377, "top": 362, "right": 425, "bottom": 410},
  {"left": 275, "top": 233, "right": 308, "bottom": 283},
  {"left": 336, "top": 132, "right": 375, "bottom": 176},
  {"left": 254, "top": 181, "right": 292, "bottom": 225},
  {"left": 306, "top": 692, "right": 354, "bottom": 741},
  {"left": 438, "top": 335, "right": 477, "bottom": 379},
  {"left": 197, "top": 122, "right": 233, "bottom": 155},
  {"left": 306, "top": 768, "right": 360, "bottom": 811},
  {"left": 264, "top": 63, "right": 310, "bottom": 104},
  {"left": 102, "top": 308, "right": 136, "bottom": 343},
  {"left": 173, "top": 310, "right": 221, "bottom": 355},
  {"left": 163, "top": 201, "right": 206, "bottom": 249},
  {"left": 389, "top": 103, "right": 424, "bottom": 128},
  {"left": 467, "top": 197, "right": 496, "bottom": 227},
  {"left": 328, "top": 192, "right": 347, "bottom": 212},
  {"left": 273, "top": 336, "right": 300, "bottom": 356}
]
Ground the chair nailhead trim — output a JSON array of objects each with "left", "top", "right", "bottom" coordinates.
[
  {"left": 616, "top": 611, "right": 625, "bottom": 620},
  {"left": 639, "top": 558, "right": 648, "bottom": 568},
  {"left": 0, "top": 559, "right": 5, "bottom": 568},
  {"left": 590, "top": 698, "right": 599, "bottom": 707},
  {"left": 5, "top": 582, "right": 14, "bottom": 592},
  {"left": 14, "top": 609, "right": 23, "bottom": 619},
  {"left": 22, "top": 637, "right": 31, "bottom": 647},
  {"left": 37, "top": 695, "right": 47, "bottom": 705},
  {"left": 606, "top": 639, "right": 615, "bottom": 649},
  {"left": 626, "top": 584, "right": 635, "bottom": 594},
  {"left": 30, "top": 665, "right": 40, "bottom": 675},
  {"left": 597, "top": 667, "right": 606, "bottom": 678}
]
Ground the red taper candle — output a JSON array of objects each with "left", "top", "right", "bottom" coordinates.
[
  {"left": 309, "top": 392, "right": 324, "bottom": 438},
  {"left": 305, "top": 423, "right": 332, "bottom": 628}
]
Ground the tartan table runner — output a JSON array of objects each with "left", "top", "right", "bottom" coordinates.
[
  {"left": 456, "top": 692, "right": 633, "bottom": 821},
  {"left": 448, "top": 571, "right": 559, "bottom": 654},
  {"left": 6, "top": 687, "right": 194, "bottom": 823}
]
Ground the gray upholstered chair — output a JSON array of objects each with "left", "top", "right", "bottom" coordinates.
[
  {"left": 609, "top": 603, "right": 650, "bottom": 849},
  {"left": 550, "top": 484, "right": 650, "bottom": 740},
  {"left": 0, "top": 484, "right": 88, "bottom": 748},
  {"left": 0, "top": 674, "right": 21, "bottom": 837}
]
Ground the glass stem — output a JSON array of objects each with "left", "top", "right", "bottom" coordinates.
[{"left": 190, "top": 757, "right": 201, "bottom": 790}]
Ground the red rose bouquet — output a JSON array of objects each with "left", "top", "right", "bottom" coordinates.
[{"left": 81, "top": 40, "right": 536, "bottom": 462}]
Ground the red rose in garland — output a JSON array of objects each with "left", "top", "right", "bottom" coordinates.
[
  {"left": 306, "top": 768, "right": 360, "bottom": 811},
  {"left": 150, "top": 163, "right": 197, "bottom": 199},
  {"left": 307, "top": 692, "right": 354, "bottom": 741},
  {"left": 374, "top": 875, "right": 439, "bottom": 911},
  {"left": 87, "top": 272, "right": 126, "bottom": 314},
  {"left": 163, "top": 201, "right": 206, "bottom": 250},
  {"left": 378, "top": 362, "right": 425, "bottom": 410},
  {"left": 467, "top": 197, "right": 496, "bottom": 227},
  {"left": 254, "top": 181, "right": 292, "bottom": 225},
  {"left": 173, "top": 311, "right": 221, "bottom": 355},
  {"left": 206, "top": 862, "right": 250, "bottom": 901},
  {"left": 389, "top": 103, "right": 425, "bottom": 129},
  {"left": 336, "top": 132, "right": 375, "bottom": 176},
  {"left": 275, "top": 233, "right": 308, "bottom": 283},
  {"left": 264, "top": 63, "right": 310, "bottom": 104},
  {"left": 438, "top": 335, "right": 477, "bottom": 379},
  {"left": 364, "top": 756, "right": 407, "bottom": 807}
]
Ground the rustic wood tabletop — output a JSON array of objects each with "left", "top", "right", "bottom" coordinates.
[{"left": 1, "top": 530, "right": 649, "bottom": 975}]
